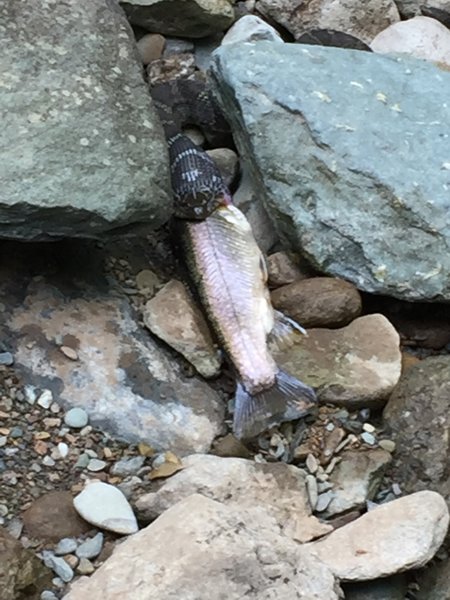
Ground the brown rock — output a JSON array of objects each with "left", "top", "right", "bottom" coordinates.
[
  {"left": 143, "top": 279, "right": 221, "bottom": 378},
  {"left": 258, "top": 0, "right": 400, "bottom": 44},
  {"left": 271, "top": 277, "right": 362, "bottom": 329},
  {"left": 136, "top": 33, "right": 166, "bottom": 65},
  {"left": 274, "top": 314, "right": 402, "bottom": 409},
  {"left": 22, "top": 491, "right": 91, "bottom": 542},
  {"left": 0, "top": 526, "right": 52, "bottom": 600},
  {"left": 401, "top": 351, "right": 420, "bottom": 373},
  {"left": 211, "top": 434, "right": 252, "bottom": 459},
  {"left": 267, "top": 251, "right": 311, "bottom": 288}
]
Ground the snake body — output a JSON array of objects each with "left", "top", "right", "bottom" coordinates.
[{"left": 150, "top": 75, "right": 233, "bottom": 220}]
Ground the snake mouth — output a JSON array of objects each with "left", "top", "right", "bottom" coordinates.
[{"left": 174, "top": 192, "right": 233, "bottom": 221}]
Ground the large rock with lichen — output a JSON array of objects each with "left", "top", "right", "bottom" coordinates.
[
  {"left": 0, "top": 0, "right": 171, "bottom": 240},
  {"left": 211, "top": 42, "right": 450, "bottom": 301}
]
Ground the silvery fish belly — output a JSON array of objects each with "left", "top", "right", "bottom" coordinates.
[{"left": 180, "top": 204, "right": 317, "bottom": 439}]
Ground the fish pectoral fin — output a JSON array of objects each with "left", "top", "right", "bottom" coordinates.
[
  {"left": 233, "top": 370, "right": 317, "bottom": 440},
  {"left": 267, "top": 310, "right": 308, "bottom": 353}
]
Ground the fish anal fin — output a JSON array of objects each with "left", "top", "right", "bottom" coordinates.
[
  {"left": 267, "top": 310, "right": 308, "bottom": 353},
  {"left": 233, "top": 370, "right": 317, "bottom": 440}
]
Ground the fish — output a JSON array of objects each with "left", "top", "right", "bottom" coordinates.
[{"left": 177, "top": 202, "right": 317, "bottom": 439}]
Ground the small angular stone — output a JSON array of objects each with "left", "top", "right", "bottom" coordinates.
[
  {"left": 76, "top": 532, "right": 104, "bottom": 559},
  {"left": 54, "top": 538, "right": 78, "bottom": 556}
]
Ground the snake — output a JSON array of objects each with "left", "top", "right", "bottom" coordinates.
[{"left": 150, "top": 74, "right": 233, "bottom": 221}]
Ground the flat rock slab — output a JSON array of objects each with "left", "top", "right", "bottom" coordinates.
[
  {"left": 135, "top": 454, "right": 331, "bottom": 542},
  {"left": 143, "top": 279, "right": 221, "bottom": 378},
  {"left": 0, "top": 0, "right": 171, "bottom": 240},
  {"left": 306, "top": 491, "right": 449, "bottom": 581},
  {"left": 2, "top": 243, "right": 224, "bottom": 455},
  {"left": 121, "top": 0, "right": 234, "bottom": 38},
  {"left": 64, "top": 494, "right": 342, "bottom": 600},
  {"left": 273, "top": 314, "right": 401, "bottom": 409},
  {"left": 211, "top": 42, "right": 450, "bottom": 301},
  {"left": 383, "top": 356, "right": 450, "bottom": 504}
]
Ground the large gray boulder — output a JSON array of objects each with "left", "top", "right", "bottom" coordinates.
[
  {"left": 64, "top": 494, "right": 343, "bottom": 600},
  {"left": 211, "top": 42, "right": 450, "bottom": 301},
  {"left": 0, "top": 0, "right": 171, "bottom": 240}
]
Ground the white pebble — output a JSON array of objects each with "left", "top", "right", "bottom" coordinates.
[
  {"left": 37, "top": 389, "right": 53, "bottom": 409},
  {"left": 73, "top": 481, "right": 138, "bottom": 534},
  {"left": 378, "top": 439, "right": 396, "bottom": 453},
  {"left": 363, "top": 423, "right": 376, "bottom": 433},
  {"left": 57, "top": 442, "right": 69, "bottom": 458}
]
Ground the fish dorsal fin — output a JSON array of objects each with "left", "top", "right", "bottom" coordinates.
[{"left": 267, "top": 310, "right": 308, "bottom": 353}]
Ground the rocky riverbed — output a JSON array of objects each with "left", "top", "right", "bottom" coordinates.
[{"left": 1, "top": 0, "right": 450, "bottom": 599}]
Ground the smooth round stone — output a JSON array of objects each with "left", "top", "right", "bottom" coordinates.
[
  {"left": 64, "top": 407, "right": 89, "bottom": 428},
  {"left": 76, "top": 532, "right": 104, "bottom": 559},
  {"left": 0, "top": 351, "right": 14, "bottom": 366},
  {"left": 363, "top": 423, "right": 376, "bottom": 433},
  {"left": 87, "top": 459, "right": 107, "bottom": 472},
  {"left": 54, "top": 537, "right": 78, "bottom": 556},
  {"left": 73, "top": 481, "right": 139, "bottom": 535},
  {"left": 361, "top": 432, "right": 376, "bottom": 446},
  {"left": 136, "top": 33, "right": 166, "bottom": 65},
  {"left": 49, "top": 555, "right": 74, "bottom": 582},
  {"left": 77, "top": 557, "right": 95, "bottom": 575},
  {"left": 75, "top": 453, "right": 90, "bottom": 469},
  {"left": 378, "top": 439, "right": 396, "bottom": 453}
]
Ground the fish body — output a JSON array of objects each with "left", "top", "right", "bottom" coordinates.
[{"left": 178, "top": 204, "right": 316, "bottom": 439}]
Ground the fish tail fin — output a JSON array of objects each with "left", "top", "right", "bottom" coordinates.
[{"left": 233, "top": 370, "right": 317, "bottom": 440}]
